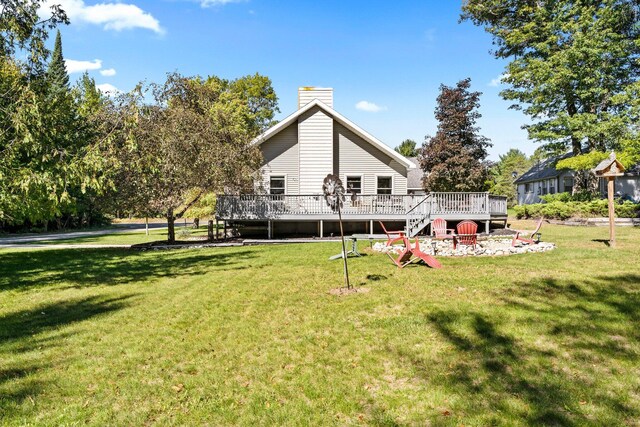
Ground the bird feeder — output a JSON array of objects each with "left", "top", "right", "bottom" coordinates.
[{"left": 593, "top": 152, "right": 625, "bottom": 247}]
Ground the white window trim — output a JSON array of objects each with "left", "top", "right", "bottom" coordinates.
[
  {"left": 268, "top": 174, "right": 287, "bottom": 195},
  {"left": 343, "top": 173, "right": 364, "bottom": 194},
  {"left": 375, "top": 174, "right": 394, "bottom": 194}
]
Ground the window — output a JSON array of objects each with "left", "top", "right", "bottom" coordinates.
[
  {"left": 525, "top": 183, "right": 531, "bottom": 193},
  {"left": 346, "top": 176, "right": 362, "bottom": 194},
  {"left": 541, "top": 181, "right": 547, "bottom": 195},
  {"left": 269, "top": 176, "right": 285, "bottom": 195},
  {"left": 377, "top": 176, "right": 392, "bottom": 194},
  {"left": 563, "top": 177, "right": 574, "bottom": 194}
]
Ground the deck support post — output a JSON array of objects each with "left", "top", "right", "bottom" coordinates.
[
  {"left": 319, "top": 220, "right": 324, "bottom": 238},
  {"left": 268, "top": 220, "right": 272, "bottom": 239},
  {"left": 485, "top": 221, "right": 490, "bottom": 234},
  {"left": 369, "top": 220, "right": 373, "bottom": 234}
]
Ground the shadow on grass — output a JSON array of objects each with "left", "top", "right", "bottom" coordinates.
[
  {"left": 0, "top": 295, "right": 136, "bottom": 344},
  {"left": 0, "top": 248, "right": 256, "bottom": 292},
  {"left": 0, "top": 295, "right": 135, "bottom": 413},
  {"left": 383, "top": 274, "right": 640, "bottom": 425}
]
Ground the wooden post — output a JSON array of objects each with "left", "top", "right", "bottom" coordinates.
[
  {"left": 268, "top": 220, "right": 272, "bottom": 239},
  {"left": 607, "top": 176, "right": 616, "bottom": 247},
  {"left": 319, "top": 220, "right": 323, "bottom": 238},
  {"left": 207, "top": 220, "right": 214, "bottom": 242},
  {"left": 145, "top": 216, "right": 149, "bottom": 236}
]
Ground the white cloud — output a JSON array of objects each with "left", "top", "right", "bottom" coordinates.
[
  {"left": 489, "top": 73, "right": 510, "bottom": 87},
  {"left": 100, "top": 68, "right": 117, "bottom": 77},
  {"left": 355, "top": 101, "right": 387, "bottom": 113},
  {"left": 199, "top": 0, "right": 245, "bottom": 7},
  {"left": 43, "top": 0, "right": 163, "bottom": 34},
  {"left": 65, "top": 58, "right": 102, "bottom": 73},
  {"left": 96, "top": 83, "right": 121, "bottom": 95}
]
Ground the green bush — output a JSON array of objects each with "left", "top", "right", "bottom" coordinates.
[
  {"left": 539, "top": 192, "right": 572, "bottom": 203},
  {"left": 515, "top": 199, "right": 639, "bottom": 220}
]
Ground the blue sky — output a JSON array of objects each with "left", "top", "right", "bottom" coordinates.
[{"left": 46, "top": 0, "right": 533, "bottom": 160}]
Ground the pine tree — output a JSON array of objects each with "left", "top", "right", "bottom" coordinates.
[
  {"left": 462, "top": 0, "right": 640, "bottom": 155},
  {"left": 46, "top": 30, "right": 69, "bottom": 92}
]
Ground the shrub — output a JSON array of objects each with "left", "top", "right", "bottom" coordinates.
[
  {"left": 539, "top": 192, "right": 572, "bottom": 203},
  {"left": 515, "top": 200, "right": 639, "bottom": 219}
]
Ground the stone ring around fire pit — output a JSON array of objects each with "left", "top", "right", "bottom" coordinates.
[{"left": 373, "top": 237, "right": 555, "bottom": 257}]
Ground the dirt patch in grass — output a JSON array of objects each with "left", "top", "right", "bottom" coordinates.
[{"left": 328, "top": 286, "right": 371, "bottom": 296}]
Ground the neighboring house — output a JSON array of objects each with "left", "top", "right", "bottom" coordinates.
[
  {"left": 216, "top": 87, "right": 507, "bottom": 237},
  {"left": 515, "top": 153, "right": 640, "bottom": 204},
  {"left": 598, "top": 162, "right": 640, "bottom": 202},
  {"left": 514, "top": 154, "right": 575, "bottom": 205}
]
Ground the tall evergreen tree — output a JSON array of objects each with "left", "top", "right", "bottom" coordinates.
[
  {"left": 489, "top": 149, "right": 532, "bottom": 206},
  {"left": 46, "top": 30, "right": 69, "bottom": 92},
  {"left": 419, "top": 78, "right": 492, "bottom": 192},
  {"left": 394, "top": 139, "right": 418, "bottom": 157},
  {"left": 461, "top": 0, "right": 640, "bottom": 156}
]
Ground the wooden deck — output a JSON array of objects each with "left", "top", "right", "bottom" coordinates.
[{"left": 217, "top": 192, "right": 508, "bottom": 237}]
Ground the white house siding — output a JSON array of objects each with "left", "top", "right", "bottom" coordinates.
[
  {"left": 298, "top": 106, "right": 333, "bottom": 194},
  {"left": 599, "top": 176, "right": 640, "bottom": 202},
  {"left": 616, "top": 177, "right": 640, "bottom": 202},
  {"left": 516, "top": 171, "right": 574, "bottom": 204},
  {"left": 298, "top": 87, "right": 334, "bottom": 108},
  {"left": 260, "top": 123, "right": 299, "bottom": 194},
  {"left": 333, "top": 123, "right": 408, "bottom": 194}
]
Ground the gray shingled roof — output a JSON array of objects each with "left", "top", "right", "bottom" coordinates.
[
  {"left": 514, "top": 153, "right": 573, "bottom": 184},
  {"left": 407, "top": 157, "right": 424, "bottom": 189}
]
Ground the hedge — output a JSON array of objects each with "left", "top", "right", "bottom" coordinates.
[{"left": 514, "top": 200, "right": 640, "bottom": 220}]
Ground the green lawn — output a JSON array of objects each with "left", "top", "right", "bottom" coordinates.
[{"left": 1, "top": 222, "right": 639, "bottom": 425}]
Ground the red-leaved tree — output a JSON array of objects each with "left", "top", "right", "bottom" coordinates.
[{"left": 419, "top": 78, "right": 491, "bottom": 192}]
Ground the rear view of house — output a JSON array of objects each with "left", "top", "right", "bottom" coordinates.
[{"left": 217, "top": 87, "right": 507, "bottom": 237}]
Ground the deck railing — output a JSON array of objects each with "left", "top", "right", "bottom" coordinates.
[
  {"left": 216, "top": 193, "right": 508, "bottom": 220},
  {"left": 216, "top": 194, "right": 425, "bottom": 220},
  {"left": 489, "top": 195, "right": 508, "bottom": 215}
]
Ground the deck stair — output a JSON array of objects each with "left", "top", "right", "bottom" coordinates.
[{"left": 405, "top": 194, "right": 432, "bottom": 237}]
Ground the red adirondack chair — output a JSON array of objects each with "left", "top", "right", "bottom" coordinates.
[
  {"left": 387, "top": 235, "right": 442, "bottom": 269},
  {"left": 378, "top": 221, "right": 406, "bottom": 246},
  {"left": 431, "top": 217, "right": 455, "bottom": 239},
  {"left": 512, "top": 217, "right": 544, "bottom": 246},
  {"left": 453, "top": 220, "right": 478, "bottom": 250}
]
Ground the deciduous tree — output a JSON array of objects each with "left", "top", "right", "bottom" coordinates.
[
  {"left": 419, "top": 78, "right": 491, "bottom": 192},
  {"left": 117, "top": 73, "right": 266, "bottom": 242}
]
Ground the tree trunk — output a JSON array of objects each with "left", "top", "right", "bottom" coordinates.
[
  {"left": 167, "top": 209, "right": 176, "bottom": 243},
  {"left": 573, "top": 170, "right": 599, "bottom": 195}
]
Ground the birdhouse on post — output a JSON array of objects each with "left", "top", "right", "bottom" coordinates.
[{"left": 593, "top": 152, "right": 626, "bottom": 247}]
